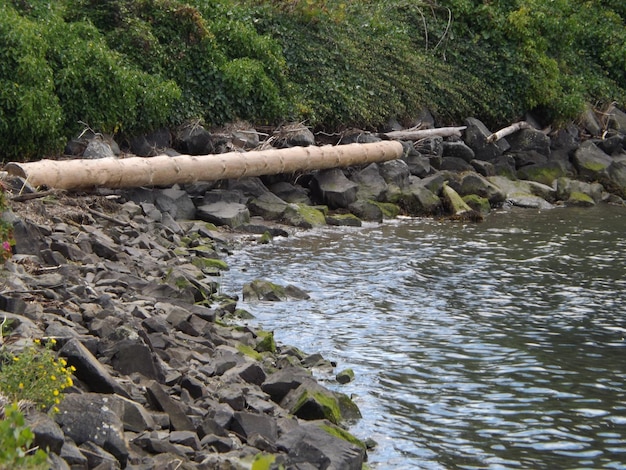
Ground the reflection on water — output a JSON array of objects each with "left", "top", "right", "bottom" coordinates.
[{"left": 221, "top": 205, "right": 626, "bottom": 469}]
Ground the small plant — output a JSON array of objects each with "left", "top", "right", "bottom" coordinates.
[
  {"left": 0, "top": 338, "right": 75, "bottom": 414},
  {"left": 0, "top": 403, "right": 48, "bottom": 469}
]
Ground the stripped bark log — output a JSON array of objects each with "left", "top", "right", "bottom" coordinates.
[
  {"left": 378, "top": 126, "right": 467, "bottom": 140},
  {"left": 486, "top": 121, "right": 532, "bottom": 143},
  {"left": 4, "top": 141, "right": 404, "bottom": 191}
]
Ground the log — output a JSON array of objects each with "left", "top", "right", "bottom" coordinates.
[
  {"left": 486, "top": 121, "right": 532, "bottom": 143},
  {"left": 378, "top": 126, "right": 467, "bottom": 140},
  {"left": 4, "top": 141, "right": 404, "bottom": 191}
]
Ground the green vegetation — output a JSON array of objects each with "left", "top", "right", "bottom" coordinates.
[
  {"left": 1, "top": 0, "right": 624, "bottom": 160},
  {"left": 0, "top": 404, "right": 48, "bottom": 469}
]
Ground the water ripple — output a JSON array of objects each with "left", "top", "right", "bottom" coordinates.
[{"left": 221, "top": 206, "right": 626, "bottom": 469}]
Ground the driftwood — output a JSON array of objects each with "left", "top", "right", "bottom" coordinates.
[
  {"left": 4, "top": 141, "right": 404, "bottom": 191},
  {"left": 379, "top": 126, "right": 467, "bottom": 140},
  {"left": 486, "top": 121, "right": 532, "bottom": 143}
]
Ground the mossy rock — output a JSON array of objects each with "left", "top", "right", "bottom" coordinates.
[
  {"left": 259, "top": 231, "right": 273, "bottom": 244},
  {"left": 318, "top": 423, "right": 367, "bottom": 451},
  {"left": 335, "top": 391, "right": 362, "bottom": 421},
  {"left": 335, "top": 368, "right": 355, "bottom": 384},
  {"left": 325, "top": 213, "right": 362, "bottom": 227},
  {"left": 517, "top": 163, "right": 566, "bottom": 186},
  {"left": 372, "top": 201, "right": 401, "bottom": 218},
  {"left": 287, "top": 204, "right": 327, "bottom": 228},
  {"left": 192, "top": 256, "right": 229, "bottom": 273},
  {"left": 292, "top": 388, "right": 342, "bottom": 425},
  {"left": 462, "top": 194, "right": 491, "bottom": 214},
  {"left": 566, "top": 191, "right": 596, "bottom": 207},
  {"left": 255, "top": 330, "right": 277, "bottom": 353},
  {"left": 251, "top": 453, "right": 278, "bottom": 470},
  {"left": 237, "top": 343, "right": 264, "bottom": 362}
]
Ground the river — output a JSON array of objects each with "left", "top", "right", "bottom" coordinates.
[{"left": 221, "top": 204, "right": 626, "bottom": 469}]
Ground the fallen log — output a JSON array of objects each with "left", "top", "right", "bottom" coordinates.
[
  {"left": 486, "top": 121, "right": 532, "bottom": 143},
  {"left": 378, "top": 126, "right": 467, "bottom": 140},
  {"left": 4, "top": 141, "right": 404, "bottom": 191}
]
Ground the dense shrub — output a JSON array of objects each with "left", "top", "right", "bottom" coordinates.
[{"left": 0, "top": 0, "right": 625, "bottom": 160}]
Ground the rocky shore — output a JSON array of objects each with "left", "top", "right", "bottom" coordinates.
[{"left": 2, "top": 107, "right": 626, "bottom": 469}]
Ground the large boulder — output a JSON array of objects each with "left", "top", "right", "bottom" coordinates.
[
  {"left": 555, "top": 177, "right": 603, "bottom": 206},
  {"left": 247, "top": 192, "right": 290, "bottom": 220},
  {"left": 606, "top": 104, "right": 626, "bottom": 134}
]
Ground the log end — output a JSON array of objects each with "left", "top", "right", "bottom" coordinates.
[{"left": 3, "top": 162, "right": 27, "bottom": 178}]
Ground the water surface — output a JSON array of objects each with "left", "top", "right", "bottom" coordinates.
[{"left": 222, "top": 205, "right": 626, "bottom": 469}]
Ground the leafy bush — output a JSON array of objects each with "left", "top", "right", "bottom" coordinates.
[
  {"left": 0, "top": 338, "right": 75, "bottom": 413},
  {"left": 0, "top": 4, "right": 64, "bottom": 160},
  {"left": 0, "top": 404, "right": 48, "bottom": 470}
]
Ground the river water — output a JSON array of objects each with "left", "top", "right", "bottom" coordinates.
[{"left": 221, "top": 205, "right": 626, "bottom": 469}]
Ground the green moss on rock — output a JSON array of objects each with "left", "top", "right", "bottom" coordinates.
[
  {"left": 462, "top": 194, "right": 491, "bottom": 214},
  {"left": 237, "top": 344, "right": 264, "bottom": 361},
  {"left": 293, "top": 389, "right": 342, "bottom": 425},
  {"left": 192, "top": 257, "right": 229, "bottom": 272},
  {"left": 372, "top": 201, "right": 401, "bottom": 218},
  {"left": 566, "top": 191, "right": 596, "bottom": 207},
  {"left": 255, "top": 330, "right": 277, "bottom": 353},
  {"left": 319, "top": 423, "right": 367, "bottom": 451}
]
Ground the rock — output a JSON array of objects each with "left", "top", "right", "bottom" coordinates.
[
  {"left": 109, "top": 338, "right": 164, "bottom": 381},
  {"left": 242, "top": 279, "right": 310, "bottom": 301},
  {"left": 83, "top": 137, "right": 116, "bottom": 159},
  {"left": 440, "top": 157, "right": 474, "bottom": 172},
  {"left": 463, "top": 117, "right": 510, "bottom": 161},
  {"left": 229, "top": 411, "right": 278, "bottom": 443},
  {"left": 339, "top": 130, "right": 381, "bottom": 144},
  {"left": 27, "top": 410, "right": 65, "bottom": 455},
  {"left": 59, "top": 339, "right": 129, "bottom": 397},
  {"left": 350, "top": 163, "right": 388, "bottom": 201},
  {"left": 454, "top": 172, "right": 506, "bottom": 205},
  {"left": 310, "top": 169, "right": 358, "bottom": 209},
  {"left": 605, "top": 104, "right": 626, "bottom": 134},
  {"left": 175, "top": 124, "right": 213, "bottom": 155},
  {"left": 572, "top": 141, "right": 612, "bottom": 181},
  {"left": 441, "top": 183, "right": 480, "bottom": 219},
  {"left": 262, "top": 367, "right": 312, "bottom": 403},
  {"left": 442, "top": 140, "right": 475, "bottom": 162},
  {"left": 488, "top": 175, "right": 556, "bottom": 207},
  {"left": 507, "top": 128, "right": 551, "bottom": 156},
  {"left": 347, "top": 200, "right": 383, "bottom": 222},
  {"left": 401, "top": 142, "right": 432, "bottom": 177},
  {"left": 247, "top": 192, "right": 290, "bottom": 220},
  {"left": 516, "top": 160, "right": 568, "bottom": 186},
  {"left": 154, "top": 187, "right": 196, "bottom": 220},
  {"left": 580, "top": 104, "right": 603, "bottom": 137},
  {"left": 325, "top": 213, "right": 362, "bottom": 227},
  {"left": 277, "top": 125, "right": 315, "bottom": 147},
  {"left": 378, "top": 159, "right": 411, "bottom": 191},
  {"left": 196, "top": 202, "right": 250, "bottom": 228},
  {"left": 336, "top": 369, "right": 355, "bottom": 384},
  {"left": 145, "top": 381, "right": 195, "bottom": 432},
  {"left": 276, "top": 421, "right": 366, "bottom": 470},
  {"left": 55, "top": 393, "right": 130, "bottom": 468},
  {"left": 395, "top": 178, "right": 442, "bottom": 216},
  {"left": 269, "top": 181, "right": 311, "bottom": 204}
]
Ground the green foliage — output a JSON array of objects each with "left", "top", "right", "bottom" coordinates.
[
  {"left": 0, "top": 405, "right": 48, "bottom": 470},
  {"left": 1, "top": 0, "right": 625, "bottom": 159},
  {"left": 0, "top": 338, "right": 75, "bottom": 413}
]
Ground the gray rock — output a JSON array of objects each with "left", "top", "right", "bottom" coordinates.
[
  {"left": 196, "top": 202, "right": 250, "bottom": 228},
  {"left": 59, "top": 339, "right": 129, "bottom": 397},
  {"left": 109, "top": 338, "right": 164, "bottom": 381},
  {"left": 145, "top": 381, "right": 195, "bottom": 431},
  {"left": 507, "top": 128, "right": 551, "bottom": 157},
  {"left": 55, "top": 394, "right": 129, "bottom": 467},
  {"left": 269, "top": 181, "right": 311, "bottom": 204},
  {"left": 580, "top": 104, "right": 603, "bottom": 137},
  {"left": 470, "top": 159, "right": 496, "bottom": 177},
  {"left": 440, "top": 156, "right": 474, "bottom": 172},
  {"left": 277, "top": 126, "right": 315, "bottom": 147},
  {"left": 463, "top": 117, "right": 510, "bottom": 161},
  {"left": 350, "top": 163, "right": 388, "bottom": 202},
  {"left": 175, "top": 124, "right": 213, "bottom": 155},
  {"left": 261, "top": 367, "right": 312, "bottom": 403},
  {"left": 398, "top": 178, "right": 443, "bottom": 216},
  {"left": 59, "top": 438, "right": 88, "bottom": 468},
  {"left": 27, "top": 410, "right": 65, "bottom": 455},
  {"left": 442, "top": 140, "right": 475, "bottom": 162},
  {"left": 607, "top": 160, "right": 626, "bottom": 198},
  {"left": 170, "top": 430, "right": 201, "bottom": 450},
  {"left": 572, "top": 141, "right": 612, "bottom": 180},
  {"left": 247, "top": 192, "right": 290, "bottom": 220},
  {"left": 378, "top": 159, "right": 411, "bottom": 190},
  {"left": 401, "top": 142, "right": 432, "bottom": 177},
  {"left": 83, "top": 137, "right": 116, "bottom": 159},
  {"left": 347, "top": 200, "right": 383, "bottom": 222},
  {"left": 310, "top": 169, "right": 358, "bottom": 209},
  {"left": 276, "top": 421, "right": 365, "bottom": 470},
  {"left": 154, "top": 187, "right": 196, "bottom": 220},
  {"left": 455, "top": 172, "right": 506, "bottom": 205},
  {"left": 339, "top": 130, "right": 381, "bottom": 144},
  {"left": 230, "top": 411, "right": 278, "bottom": 443},
  {"left": 112, "top": 394, "right": 156, "bottom": 433},
  {"left": 224, "top": 361, "right": 267, "bottom": 386}
]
